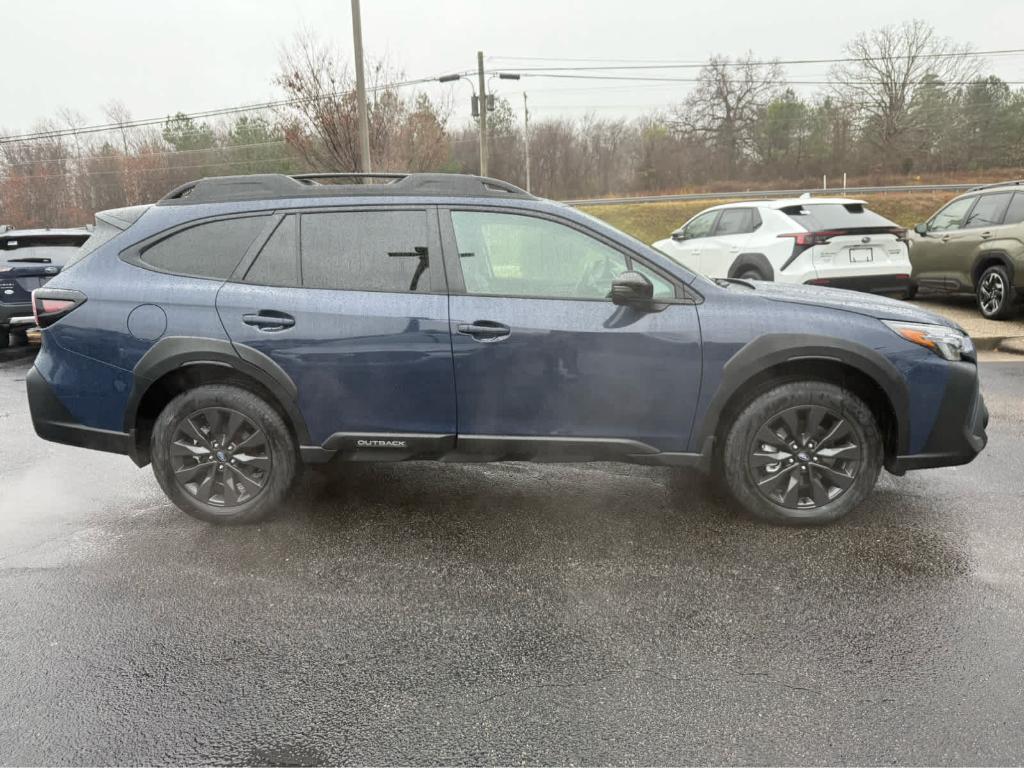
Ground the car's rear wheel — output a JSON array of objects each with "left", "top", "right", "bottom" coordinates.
[
  {"left": 904, "top": 283, "right": 918, "bottom": 300},
  {"left": 151, "top": 384, "right": 298, "bottom": 524},
  {"left": 976, "top": 265, "right": 1017, "bottom": 320},
  {"left": 721, "top": 381, "right": 882, "bottom": 524},
  {"left": 0, "top": 327, "right": 9, "bottom": 350}
]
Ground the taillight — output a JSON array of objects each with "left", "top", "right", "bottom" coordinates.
[
  {"left": 778, "top": 230, "right": 843, "bottom": 247},
  {"left": 31, "top": 288, "right": 86, "bottom": 328}
]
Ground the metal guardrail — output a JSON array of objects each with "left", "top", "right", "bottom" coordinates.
[{"left": 565, "top": 182, "right": 981, "bottom": 206}]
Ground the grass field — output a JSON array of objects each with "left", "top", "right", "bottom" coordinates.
[{"left": 580, "top": 191, "right": 959, "bottom": 245}]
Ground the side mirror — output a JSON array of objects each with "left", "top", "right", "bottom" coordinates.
[
  {"left": 914, "top": 222, "right": 928, "bottom": 236},
  {"left": 671, "top": 229, "right": 687, "bottom": 241},
  {"left": 610, "top": 271, "right": 654, "bottom": 307}
]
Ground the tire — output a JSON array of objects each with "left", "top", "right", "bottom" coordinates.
[
  {"left": 720, "top": 381, "right": 883, "bottom": 525},
  {"left": 904, "top": 284, "right": 918, "bottom": 300},
  {"left": 737, "top": 268, "right": 765, "bottom": 281},
  {"left": 976, "top": 264, "right": 1017, "bottom": 320},
  {"left": 0, "top": 328, "right": 8, "bottom": 350},
  {"left": 151, "top": 384, "right": 298, "bottom": 524}
]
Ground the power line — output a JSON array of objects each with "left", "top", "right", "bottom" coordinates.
[
  {"left": 0, "top": 74, "right": 449, "bottom": 146},
  {"left": 492, "top": 48, "right": 1024, "bottom": 72}
]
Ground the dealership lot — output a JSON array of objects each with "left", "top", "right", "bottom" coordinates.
[{"left": 1, "top": 348, "right": 1023, "bottom": 764}]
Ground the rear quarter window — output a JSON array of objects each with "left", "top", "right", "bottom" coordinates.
[
  {"left": 140, "top": 216, "right": 267, "bottom": 280},
  {"left": 781, "top": 203, "right": 894, "bottom": 230}
]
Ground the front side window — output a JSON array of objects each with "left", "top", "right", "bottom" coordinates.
[
  {"left": 141, "top": 216, "right": 267, "bottom": 279},
  {"left": 714, "top": 209, "right": 753, "bottom": 236},
  {"left": 300, "top": 210, "right": 430, "bottom": 292},
  {"left": 929, "top": 197, "right": 975, "bottom": 232},
  {"left": 683, "top": 211, "right": 718, "bottom": 240},
  {"left": 963, "top": 193, "right": 1012, "bottom": 229},
  {"left": 451, "top": 211, "right": 628, "bottom": 300}
]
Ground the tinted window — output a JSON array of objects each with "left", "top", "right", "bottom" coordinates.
[
  {"left": 782, "top": 203, "right": 894, "bottom": 230},
  {"left": 963, "top": 193, "right": 1012, "bottom": 229},
  {"left": 632, "top": 261, "right": 676, "bottom": 300},
  {"left": 245, "top": 216, "right": 298, "bottom": 287},
  {"left": 683, "top": 211, "right": 717, "bottom": 239},
  {"left": 451, "top": 211, "right": 628, "bottom": 300},
  {"left": 929, "top": 197, "right": 975, "bottom": 232},
  {"left": 1004, "top": 192, "right": 1024, "bottom": 225},
  {"left": 142, "top": 217, "right": 266, "bottom": 279},
  {"left": 714, "top": 209, "right": 753, "bottom": 236},
  {"left": 301, "top": 210, "right": 430, "bottom": 292}
]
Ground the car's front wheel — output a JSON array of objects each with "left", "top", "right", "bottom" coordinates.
[
  {"left": 151, "top": 384, "right": 298, "bottom": 524},
  {"left": 976, "top": 264, "right": 1017, "bottom": 320},
  {"left": 721, "top": 381, "right": 883, "bottom": 524}
]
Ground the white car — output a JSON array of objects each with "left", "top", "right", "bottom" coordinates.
[{"left": 653, "top": 197, "right": 913, "bottom": 295}]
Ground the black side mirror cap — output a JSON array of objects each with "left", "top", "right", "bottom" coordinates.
[
  {"left": 610, "top": 271, "right": 655, "bottom": 307},
  {"left": 914, "top": 222, "right": 928, "bottom": 236},
  {"left": 671, "top": 230, "right": 686, "bottom": 241}
]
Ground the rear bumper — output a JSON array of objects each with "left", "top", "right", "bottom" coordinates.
[
  {"left": 805, "top": 274, "right": 911, "bottom": 295},
  {"left": 26, "top": 365, "right": 136, "bottom": 458},
  {"left": 886, "top": 361, "right": 988, "bottom": 474},
  {"left": 0, "top": 301, "right": 31, "bottom": 325}
]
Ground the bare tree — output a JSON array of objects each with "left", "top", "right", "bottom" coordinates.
[
  {"left": 831, "top": 19, "right": 979, "bottom": 167},
  {"left": 672, "top": 54, "right": 785, "bottom": 178}
]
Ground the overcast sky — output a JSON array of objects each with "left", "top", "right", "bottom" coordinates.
[{"left": 4, "top": 0, "right": 1024, "bottom": 132}]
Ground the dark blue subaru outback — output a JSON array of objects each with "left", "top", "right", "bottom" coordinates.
[{"left": 27, "top": 173, "right": 988, "bottom": 524}]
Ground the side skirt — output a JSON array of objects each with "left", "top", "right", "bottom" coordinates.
[{"left": 300, "top": 433, "right": 706, "bottom": 469}]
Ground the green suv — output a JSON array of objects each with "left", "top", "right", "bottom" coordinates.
[{"left": 910, "top": 181, "right": 1024, "bottom": 319}]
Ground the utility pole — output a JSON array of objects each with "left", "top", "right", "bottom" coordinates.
[
  {"left": 523, "top": 92, "right": 531, "bottom": 193},
  {"left": 477, "top": 50, "right": 488, "bottom": 177},
  {"left": 351, "top": 0, "right": 371, "bottom": 173}
]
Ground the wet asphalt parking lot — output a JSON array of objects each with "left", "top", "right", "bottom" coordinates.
[{"left": 1, "top": 346, "right": 1023, "bottom": 765}]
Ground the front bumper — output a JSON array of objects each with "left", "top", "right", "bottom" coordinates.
[
  {"left": 886, "top": 361, "right": 988, "bottom": 474},
  {"left": 805, "top": 274, "right": 911, "bottom": 295},
  {"left": 26, "top": 365, "right": 135, "bottom": 458}
]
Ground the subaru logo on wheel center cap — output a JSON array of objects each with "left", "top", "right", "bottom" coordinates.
[
  {"left": 797, "top": 451, "right": 811, "bottom": 462},
  {"left": 216, "top": 450, "right": 227, "bottom": 462}
]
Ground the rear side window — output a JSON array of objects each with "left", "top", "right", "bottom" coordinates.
[
  {"left": 963, "top": 192, "right": 1012, "bottom": 229},
  {"left": 142, "top": 216, "right": 266, "bottom": 279},
  {"left": 1003, "top": 192, "right": 1024, "bottom": 225},
  {"left": 244, "top": 216, "right": 298, "bottom": 287},
  {"left": 300, "top": 210, "right": 430, "bottom": 292},
  {"left": 782, "top": 203, "right": 893, "bottom": 230}
]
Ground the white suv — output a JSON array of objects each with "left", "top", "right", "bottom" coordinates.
[{"left": 653, "top": 197, "right": 913, "bottom": 294}]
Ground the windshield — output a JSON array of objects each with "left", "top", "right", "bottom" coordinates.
[
  {"left": 0, "top": 236, "right": 88, "bottom": 265},
  {"left": 781, "top": 202, "right": 895, "bottom": 230}
]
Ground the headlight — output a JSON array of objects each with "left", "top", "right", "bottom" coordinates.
[{"left": 883, "top": 320, "right": 975, "bottom": 361}]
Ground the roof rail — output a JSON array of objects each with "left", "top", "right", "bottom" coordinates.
[
  {"left": 968, "top": 179, "right": 1024, "bottom": 192},
  {"left": 157, "top": 172, "right": 533, "bottom": 205}
]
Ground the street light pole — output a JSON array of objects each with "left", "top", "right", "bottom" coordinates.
[
  {"left": 477, "top": 51, "right": 488, "bottom": 177},
  {"left": 350, "top": 0, "right": 371, "bottom": 173}
]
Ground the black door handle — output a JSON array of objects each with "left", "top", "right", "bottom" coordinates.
[
  {"left": 457, "top": 320, "right": 511, "bottom": 339},
  {"left": 243, "top": 311, "right": 295, "bottom": 331}
]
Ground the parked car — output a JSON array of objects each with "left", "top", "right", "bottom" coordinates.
[
  {"left": 1, "top": 227, "right": 92, "bottom": 347},
  {"left": 909, "top": 181, "right": 1024, "bottom": 319},
  {"left": 27, "top": 173, "right": 986, "bottom": 525},
  {"left": 653, "top": 197, "right": 912, "bottom": 295}
]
